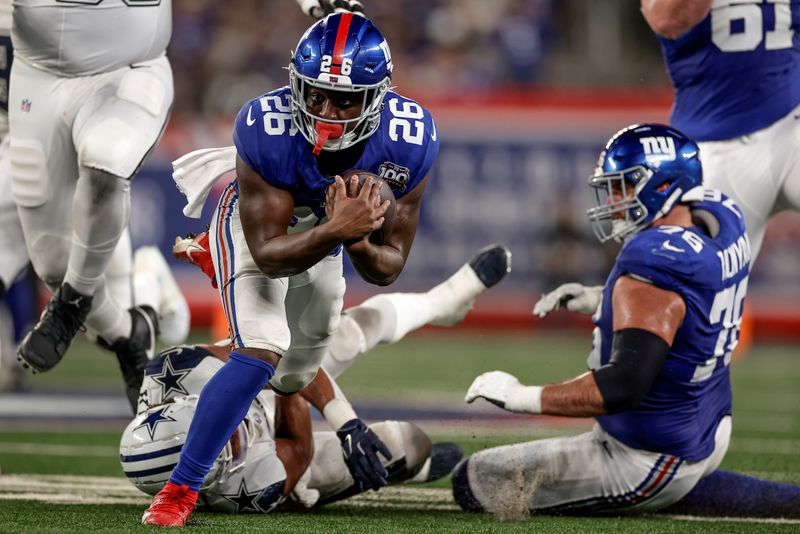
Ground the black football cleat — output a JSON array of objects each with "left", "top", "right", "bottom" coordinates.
[
  {"left": 468, "top": 244, "right": 512, "bottom": 289},
  {"left": 104, "top": 305, "right": 159, "bottom": 413},
  {"left": 17, "top": 283, "right": 92, "bottom": 373},
  {"left": 425, "top": 442, "right": 464, "bottom": 482}
]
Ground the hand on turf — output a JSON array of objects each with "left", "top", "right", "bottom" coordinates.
[
  {"left": 465, "top": 371, "right": 541, "bottom": 414},
  {"left": 533, "top": 283, "right": 603, "bottom": 318},
  {"left": 296, "top": 0, "right": 365, "bottom": 19},
  {"left": 336, "top": 418, "right": 392, "bottom": 491}
]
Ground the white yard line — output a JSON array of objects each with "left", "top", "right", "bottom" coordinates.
[{"left": 0, "top": 474, "right": 798, "bottom": 524}]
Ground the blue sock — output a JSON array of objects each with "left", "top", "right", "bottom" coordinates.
[
  {"left": 169, "top": 352, "right": 274, "bottom": 491},
  {"left": 662, "top": 470, "right": 800, "bottom": 518}
]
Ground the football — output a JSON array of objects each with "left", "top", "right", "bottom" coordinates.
[{"left": 342, "top": 169, "right": 397, "bottom": 245}]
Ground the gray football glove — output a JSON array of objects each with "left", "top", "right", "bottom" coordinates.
[
  {"left": 533, "top": 283, "right": 603, "bottom": 318},
  {"left": 295, "top": 0, "right": 365, "bottom": 19}
]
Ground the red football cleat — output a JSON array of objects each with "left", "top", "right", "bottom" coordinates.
[
  {"left": 173, "top": 231, "right": 218, "bottom": 288},
  {"left": 141, "top": 481, "right": 198, "bottom": 527}
]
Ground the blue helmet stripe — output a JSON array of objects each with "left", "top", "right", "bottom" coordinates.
[
  {"left": 123, "top": 463, "right": 178, "bottom": 478},
  {"left": 120, "top": 444, "right": 184, "bottom": 463}
]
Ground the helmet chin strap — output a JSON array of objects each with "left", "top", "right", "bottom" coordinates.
[{"left": 313, "top": 122, "right": 344, "bottom": 155}]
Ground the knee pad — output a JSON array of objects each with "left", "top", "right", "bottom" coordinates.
[
  {"left": 325, "top": 314, "right": 367, "bottom": 367},
  {"left": 269, "top": 366, "right": 318, "bottom": 395},
  {"left": 78, "top": 117, "right": 141, "bottom": 179},
  {"left": 452, "top": 458, "right": 484, "bottom": 513},
  {"left": 78, "top": 69, "right": 167, "bottom": 179},
  {"left": 10, "top": 140, "right": 49, "bottom": 208}
]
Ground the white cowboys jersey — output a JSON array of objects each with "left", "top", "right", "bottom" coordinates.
[{"left": 12, "top": 0, "right": 171, "bottom": 76}]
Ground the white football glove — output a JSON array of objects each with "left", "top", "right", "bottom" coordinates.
[
  {"left": 465, "top": 371, "right": 542, "bottom": 414},
  {"left": 532, "top": 283, "right": 603, "bottom": 318},
  {"left": 296, "top": 0, "right": 365, "bottom": 19}
]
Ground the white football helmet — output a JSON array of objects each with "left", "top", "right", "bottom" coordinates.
[{"left": 120, "top": 395, "right": 272, "bottom": 496}]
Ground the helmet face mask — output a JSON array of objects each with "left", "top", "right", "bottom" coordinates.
[
  {"left": 288, "top": 13, "right": 392, "bottom": 153},
  {"left": 289, "top": 66, "right": 389, "bottom": 152},
  {"left": 587, "top": 124, "right": 703, "bottom": 243}
]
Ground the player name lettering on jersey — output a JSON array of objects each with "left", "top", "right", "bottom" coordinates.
[{"left": 717, "top": 233, "right": 751, "bottom": 282}]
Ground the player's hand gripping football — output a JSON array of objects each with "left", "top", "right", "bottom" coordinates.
[
  {"left": 325, "top": 174, "right": 389, "bottom": 244},
  {"left": 296, "top": 0, "right": 365, "bottom": 19},
  {"left": 336, "top": 418, "right": 393, "bottom": 491},
  {"left": 532, "top": 283, "right": 604, "bottom": 318},
  {"left": 466, "top": 371, "right": 540, "bottom": 414}
]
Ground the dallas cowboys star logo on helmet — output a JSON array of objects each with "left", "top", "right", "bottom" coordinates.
[
  {"left": 150, "top": 355, "right": 191, "bottom": 399},
  {"left": 219, "top": 480, "right": 265, "bottom": 513},
  {"left": 135, "top": 407, "right": 177, "bottom": 440}
]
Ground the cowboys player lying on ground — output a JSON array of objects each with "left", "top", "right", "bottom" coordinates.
[{"left": 121, "top": 243, "right": 511, "bottom": 513}]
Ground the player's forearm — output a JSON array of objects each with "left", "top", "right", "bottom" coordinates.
[
  {"left": 640, "top": 0, "right": 712, "bottom": 39},
  {"left": 299, "top": 368, "right": 359, "bottom": 430},
  {"left": 541, "top": 372, "right": 608, "bottom": 417},
  {"left": 252, "top": 225, "right": 344, "bottom": 278},
  {"left": 345, "top": 240, "right": 405, "bottom": 286},
  {"left": 274, "top": 394, "right": 312, "bottom": 442}
]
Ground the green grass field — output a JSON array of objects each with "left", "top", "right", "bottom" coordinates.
[{"left": 1, "top": 330, "right": 798, "bottom": 532}]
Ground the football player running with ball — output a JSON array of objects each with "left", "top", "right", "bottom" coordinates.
[
  {"left": 457, "top": 124, "right": 752, "bottom": 516},
  {"left": 142, "top": 12, "right": 439, "bottom": 526}
]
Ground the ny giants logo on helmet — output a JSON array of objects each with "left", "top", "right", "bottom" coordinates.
[{"left": 639, "top": 136, "right": 676, "bottom": 164}]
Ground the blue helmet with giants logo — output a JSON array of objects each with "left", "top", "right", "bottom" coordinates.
[
  {"left": 587, "top": 123, "right": 703, "bottom": 243},
  {"left": 289, "top": 13, "right": 393, "bottom": 153}
]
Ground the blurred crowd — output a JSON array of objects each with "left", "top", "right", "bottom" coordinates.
[{"left": 169, "top": 0, "right": 665, "bottom": 116}]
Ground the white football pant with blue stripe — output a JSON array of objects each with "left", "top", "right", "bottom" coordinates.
[{"left": 461, "top": 416, "right": 730, "bottom": 515}]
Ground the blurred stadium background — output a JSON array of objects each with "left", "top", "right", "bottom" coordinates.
[
  {"left": 0, "top": 0, "right": 797, "bottom": 405},
  {"left": 1, "top": 2, "right": 799, "bottom": 529},
  {"left": 143, "top": 0, "right": 798, "bottom": 337}
]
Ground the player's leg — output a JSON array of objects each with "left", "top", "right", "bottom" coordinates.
[
  {"left": 65, "top": 55, "right": 173, "bottom": 299},
  {"left": 777, "top": 105, "right": 800, "bottom": 217},
  {"left": 10, "top": 59, "right": 92, "bottom": 371},
  {"left": 132, "top": 245, "right": 190, "bottom": 345},
  {"left": 698, "top": 136, "right": 777, "bottom": 261},
  {"left": 660, "top": 469, "right": 800, "bottom": 518},
  {"left": 0, "top": 137, "right": 29, "bottom": 297},
  {"left": 275, "top": 252, "right": 345, "bottom": 393},
  {"left": 145, "top": 187, "right": 281, "bottom": 525},
  {"left": 105, "top": 229, "right": 133, "bottom": 310},
  {"left": 453, "top": 418, "right": 731, "bottom": 517},
  {"left": 306, "top": 421, "right": 432, "bottom": 506},
  {"left": 322, "top": 244, "right": 511, "bottom": 378}
]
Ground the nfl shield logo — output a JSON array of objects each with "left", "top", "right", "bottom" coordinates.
[{"left": 20, "top": 99, "right": 31, "bottom": 113}]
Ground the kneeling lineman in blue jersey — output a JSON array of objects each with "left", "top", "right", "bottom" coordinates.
[{"left": 455, "top": 124, "right": 800, "bottom": 518}]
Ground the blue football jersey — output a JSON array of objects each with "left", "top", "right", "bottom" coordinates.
[
  {"left": 659, "top": 0, "right": 800, "bottom": 141},
  {"left": 592, "top": 188, "right": 750, "bottom": 461},
  {"left": 232, "top": 87, "right": 438, "bottom": 225}
]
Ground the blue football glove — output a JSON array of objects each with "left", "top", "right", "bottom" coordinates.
[{"left": 336, "top": 418, "right": 392, "bottom": 491}]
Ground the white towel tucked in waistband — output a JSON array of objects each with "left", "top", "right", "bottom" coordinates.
[{"left": 172, "top": 146, "right": 237, "bottom": 218}]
